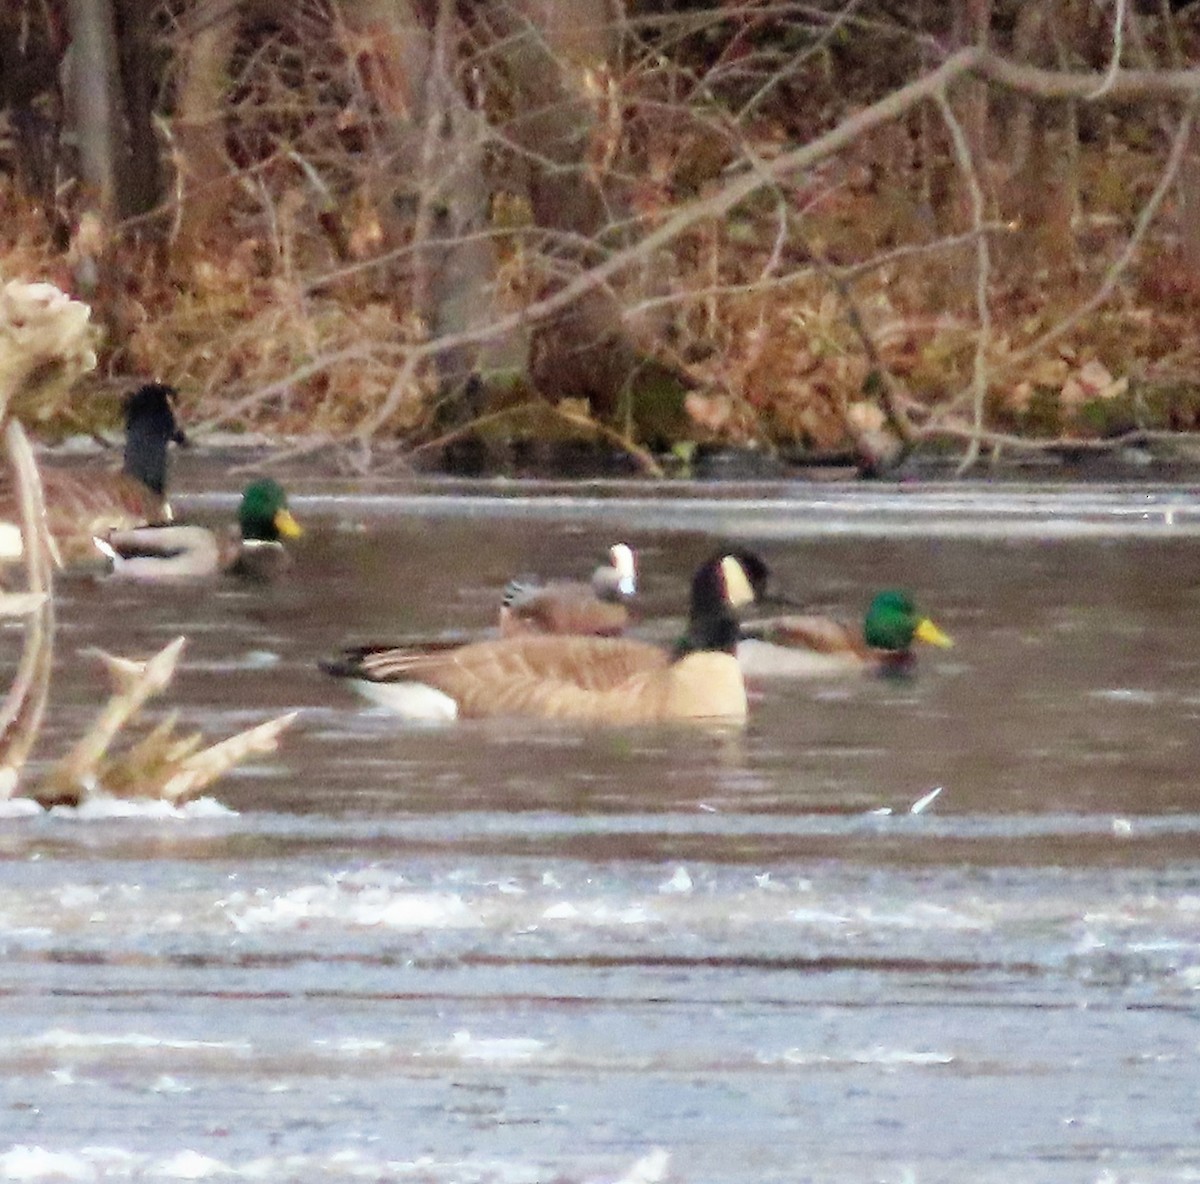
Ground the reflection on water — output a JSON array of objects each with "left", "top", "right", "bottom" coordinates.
[{"left": 2, "top": 484, "right": 1200, "bottom": 1183}]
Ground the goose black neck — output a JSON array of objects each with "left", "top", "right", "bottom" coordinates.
[
  {"left": 674, "top": 556, "right": 743, "bottom": 656},
  {"left": 123, "top": 385, "right": 179, "bottom": 495},
  {"left": 674, "top": 610, "right": 740, "bottom": 657}
]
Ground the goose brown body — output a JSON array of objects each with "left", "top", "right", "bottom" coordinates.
[
  {"left": 324, "top": 552, "right": 759, "bottom": 724},
  {"left": 331, "top": 635, "right": 746, "bottom": 723}
]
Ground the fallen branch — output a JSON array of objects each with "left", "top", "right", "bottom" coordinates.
[
  {"left": 159, "top": 711, "right": 297, "bottom": 805},
  {"left": 0, "top": 421, "right": 56, "bottom": 797},
  {"left": 30, "top": 637, "right": 298, "bottom": 809},
  {"left": 405, "top": 398, "right": 665, "bottom": 476},
  {"left": 40, "top": 637, "right": 187, "bottom": 802},
  {"left": 923, "top": 423, "right": 1200, "bottom": 456}
]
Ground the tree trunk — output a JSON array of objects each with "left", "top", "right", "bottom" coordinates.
[
  {"left": 172, "top": 4, "right": 241, "bottom": 251},
  {"left": 64, "top": 0, "right": 124, "bottom": 218},
  {"left": 0, "top": 15, "right": 65, "bottom": 221},
  {"left": 487, "top": 0, "right": 644, "bottom": 421},
  {"left": 114, "top": 0, "right": 163, "bottom": 221},
  {"left": 340, "top": 0, "right": 523, "bottom": 412}
]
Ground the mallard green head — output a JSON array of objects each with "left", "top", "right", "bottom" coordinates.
[
  {"left": 862, "top": 590, "right": 953, "bottom": 653},
  {"left": 239, "top": 479, "right": 303, "bottom": 543}
]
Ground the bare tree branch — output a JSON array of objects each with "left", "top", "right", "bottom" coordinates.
[{"left": 936, "top": 86, "right": 992, "bottom": 474}]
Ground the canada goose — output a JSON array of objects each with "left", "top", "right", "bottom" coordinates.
[
  {"left": 499, "top": 543, "right": 637, "bottom": 637},
  {"left": 94, "top": 479, "right": 302, "bottom": 581},
  {"left": 0, "top": 382, "right": 186, "bottom": 566},
  {"left": 321, "top": 551, "right": 764, "bottom": 724},
  {"left": 738, "top": 589, "right": 953, "bottom": 678}
]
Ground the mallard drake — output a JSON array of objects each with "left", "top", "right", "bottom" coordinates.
[
  {"left": 0, "top": 382, "right": 186, "bottom": 566},
  {"left": 737, "top": 589, "right": 953, "bottom": 678},
  {"left": 321, "top": 551, "right": 763, "bottom": 724},
  {"left": 94, "top": 478, "right": 302, "bottom": 581},
  {"left": 499, "top": 543, "right": 637, "bottom": 637}
]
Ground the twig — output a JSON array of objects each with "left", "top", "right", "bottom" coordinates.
[
  {"left": 551, "top": 405, "right": 665, "bottom": 477},
  {"left": 324, "top": 47, "right": 990, "bottom": 449},
  {"left": 936, "top": 87, "right": 992, "bottom": 474},
  {"left": 1013, "top": 102, "right": 1194, "bottom": 367},
  {"left": 1089, "top": 0, "right": 1128, "bottom": 100}
]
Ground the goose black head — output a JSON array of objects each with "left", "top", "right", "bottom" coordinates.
[{"left": 123, "top": 383, "right": 187, "bottom": 495}]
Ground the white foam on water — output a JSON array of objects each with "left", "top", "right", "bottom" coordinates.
[
  {"left": 768, "top": 1046, "right": 955, "bottom": 1068},
  {"left": 183, "top": 650, "right": 282, "bottom": 672},
  {"left": 158, "top": 1150, "right": 228, "bottom": 1179},
  {"left": 610, "top": 1148, "right": 671, "bottom": 1184},
  {"left": 436, "top": 1030, "right": 548, "bottom": 1063},
  {"left": 216, "top": 867, "right": 1025, "bottom": 944},
  {"left": 69, "top": 796, "right": 234, "bottom": 820},
  {"left": 0, "top": 1145, "right": 94, "bottom": 1180},
  {"left": 225, "top": 882, "right": 481, "bottom": 933},
  {"left": 0, "top": 1143, "right": 606, "bottom": 1183},
  {"left": 539, "top": 900, "right": 659, "bottom": 927},
  {"left": 658, "top": 866, "right": 693, "bottom": 894},
  {"left": 1088, "top": 687, "right": 1161, "bottom": 705},
  {"left": 38, "top": 796, "right": 236, "bottom": 821},
  {"left": 150, "top": 1075, "right": 192, "bottom": 1095},
  {"left": 313, "top": 1037, "right": 390, "bottom": 1057},
  {"left": 0, "top": 1030, "right": 252, "bottom": 1055},
  {"left": 0, "top": 799, "right": 44, "bottom": 819},
  {"left": 787, "top": 901, "right": 987, "bottom": 932},
  {"left": 55, "top": 884, "right": 101, "bottom": 909},
  {"left": 786, "top": 906, "right": 855, "bottom": 927}
]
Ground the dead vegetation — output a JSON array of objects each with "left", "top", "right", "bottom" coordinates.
[{"left": 6, "top": 3, "right": 1200, "bottom": 470}]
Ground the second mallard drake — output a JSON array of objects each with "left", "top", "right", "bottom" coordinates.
[
  {"left": 321, "top": 551, "right": 762, "bottom": 724},
  {"left": 94, "top": 479, "right": 302, "bottom": 581},
  {"left": 499, "top": 543, "right": 637, "bottom": 637},
  {"left": 738, "top": 589, "right": 953, "bottom": 678}
]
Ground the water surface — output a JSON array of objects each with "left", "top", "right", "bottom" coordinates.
[{"left": 1, "top": 482, "right": 1198, "bottom": 1183}]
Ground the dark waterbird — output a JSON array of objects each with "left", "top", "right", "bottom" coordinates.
[{"left": 0, "top": 382, "right": 187, "bottom": 566}]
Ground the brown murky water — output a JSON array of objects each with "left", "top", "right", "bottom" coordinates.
[{"left": 2, "top": 481, "right": 1199, "bottom": 1183}]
